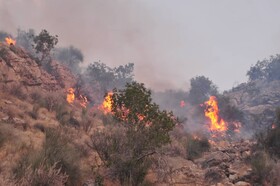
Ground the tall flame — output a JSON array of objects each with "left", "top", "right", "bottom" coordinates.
[
  {"left": 67, "top": 88, "right": 75, "bottom": 104},
  {"left": 5, "top": 37, "right": 16, "bottom": 45},
  {"left": 204, "top": 96, "right": 227, "bottom": 133},
  {"left": 100, "top": 92, "right": 113, "bottom": 114}
]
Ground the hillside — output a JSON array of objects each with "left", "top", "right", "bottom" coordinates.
[
  {"left": 0, "top": 41, "right": 279, "bottom": 186},
  {"left": 226, "top": 80, "right": 280, "bottom": 132}
]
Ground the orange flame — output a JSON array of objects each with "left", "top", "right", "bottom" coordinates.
[
  {"left": 204, "top": 96, "right": 227, "bottom": 133},
  {"left": 100, "top": 92, "right": 113, "bottom": 114},
  {"left": 66, "top": 88, "right": 75, "bottom": 104},
  {"left": 5, "top": 37, "right": 16, "bottom": 45}
]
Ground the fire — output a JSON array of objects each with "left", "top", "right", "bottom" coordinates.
[
  {"left": 100, "top": 92, "right": 113, "bottom": 114},
  {"left": 272, "top": 124, "right": 276, "bottom": 129},
  {"left": 137, "top": 114, "right": 145, "bottom": 121},
  {"left": 5, "top": 37, "right": 16, "bottom": 45},
  {"left": 66, "top": 88, "right": 89, "bottom": 108},
  {"left": 180, "top": 100, "right": 186, "bottom": 108},
  {"left": 67, "top": 88, "right": 75, "bottom": 104},
  {"left": 204, "top": 96, "right": 227, "bottom": 133}
]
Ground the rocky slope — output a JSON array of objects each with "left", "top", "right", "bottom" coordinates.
[
  {"left": 226, "top": 80, "right": 280, "bottom": 132},
  {"left": 0, "top": 42, "right": 76, "bottom": 92},
  {"left": 146, "top": 140, "right": 253, "bottom": 186}
]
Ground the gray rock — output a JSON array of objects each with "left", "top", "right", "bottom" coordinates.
[{"left": 234, "top": 181, "right": 251, "bottom": 186}]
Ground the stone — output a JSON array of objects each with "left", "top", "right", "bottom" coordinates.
[
  {"left": 3, "top": 100, "right": 12, "bottom": 104},
  {"left": 229, "top": 174, "right": 238, "bottom": 181},
  {"left": 234, "top": 181, "right": 251, "bottom": 186}
]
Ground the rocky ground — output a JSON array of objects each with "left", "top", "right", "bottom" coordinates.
[{"left": 146, "top": 140, "right": 253, "bottom": 186}]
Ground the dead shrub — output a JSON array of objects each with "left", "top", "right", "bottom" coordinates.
[
  {"left": 250, "top": 151, "right": 272, "bottom": 184},
  {"left": 204, "top": 167, "right": 225, "bottom": 184},
  {"left": 186, "top": 135, "right": 210, "bottom": 160},
  {"left": 89, "top": 126, "right": 152, "bottom": 185},
  {"left": 81, "top": 118, "right": 93, "bottom": 133},
  {"left": 33, "top": 123, "right": 45, "bottom": 132},
  {"left": 16, "top": 161, "right": 68, "bottom": 186},
  {"left": 29, "top": 104, "right": 40, "bottom": 119},
  {"left": 14, "top": 128, "right": 82, "bottom": 186},
  {"left": 8, "top": 84, "right": 27, "bottom": 100},
  {"left": 29, "top": 90, "right": 43, "bottom": 103},
  {"left": 268, "top": 161, "right": 280, "bottom": 186}
]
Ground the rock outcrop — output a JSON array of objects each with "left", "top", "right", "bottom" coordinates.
[
  {"left": 0, "top": 42, "right": 76, "bottom": 92},
  {"left": 226, "top": 80, "right": 280, "bottom": 131},
  {"left": 147, "top": 140, "right": 254, "bottom": 186}
]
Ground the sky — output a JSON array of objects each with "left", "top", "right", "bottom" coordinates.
[{"left": 1, "top": 0, "right": 280, "bottom": 91}]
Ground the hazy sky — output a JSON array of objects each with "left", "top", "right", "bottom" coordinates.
[{"left": 1, "top": 0, "right": 280, "bottom": 91}]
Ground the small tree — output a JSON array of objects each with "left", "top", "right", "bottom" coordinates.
[
  {"left": 85, "top": 62, "right": 135, "bottom": 94},
  {"left": 86, "top": 62, "right": 115, "bottom": 92},
  {"left": 90, "top": 82, "right": 177, "bottom": 185},
  {"left": 33, "top": 29, "right": 58, "bottom": 63},
  {"left": 112, "top": 82, "right": 176, "bottom": 147},
  {"left": 113, "top": 63, "right": 134, "bottom": 88},
  {"left": 246, "top": 60, "right": 268, "bottom": 81},
  {"left": 188, "top": 76, "right": 218, "bottom": 105}
]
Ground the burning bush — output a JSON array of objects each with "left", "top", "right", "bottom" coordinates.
[{"left": 89, "top": 82, "right": 177, "bottom": 185}]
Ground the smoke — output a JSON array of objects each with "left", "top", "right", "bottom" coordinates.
[{"left": 1, "top": 0, "right": 280, "bottom": 91}]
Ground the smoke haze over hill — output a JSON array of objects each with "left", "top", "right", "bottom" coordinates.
[{"left": 1, "top": 0, "right": 280, "bottom": 91}]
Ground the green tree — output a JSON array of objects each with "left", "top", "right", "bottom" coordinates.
[
  {"left": 33, "top": 29, "right": 58, "bottom": 63},
  {"left": 85, "top": 62, "right": 134, "bottom": 93},
  {"left": 112, "top": 82, "right": 176, "bottom": 146},
  {"left": 188, "top": 76, "right": 218, "bottom": 105},
  {"left": 265, "top": 55, "right": 280, "bottom": 81},
  {"left": 86, "top": 62, "right": 115, "bottom": 92},
  {"left": 247, "top": 55, "right": 280, "bottom": 81},
  {"left": 54, "top": 46, "right": 84, "bottom": 74},
  {"left": 90, "top": 82, "right": 177, "bottom": 185},
  {"left": 114, "top": 63, "right": 134, "bottom": 88}
]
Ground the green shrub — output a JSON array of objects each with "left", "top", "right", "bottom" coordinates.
[
  {"left": 29, "top": 104, "right": 40, "bottom": 119},
  {"left": 186, "top": 136, "right": 210, "bottom": 160},
  {"left": 90, "top": 126, "right": 152, "bottom": 185},
  {"left": 264, "top": 127, "right": 280, "bottom": 158},
  {"left": 250, "top": 151, "right": 272, "bottom": 184}
]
